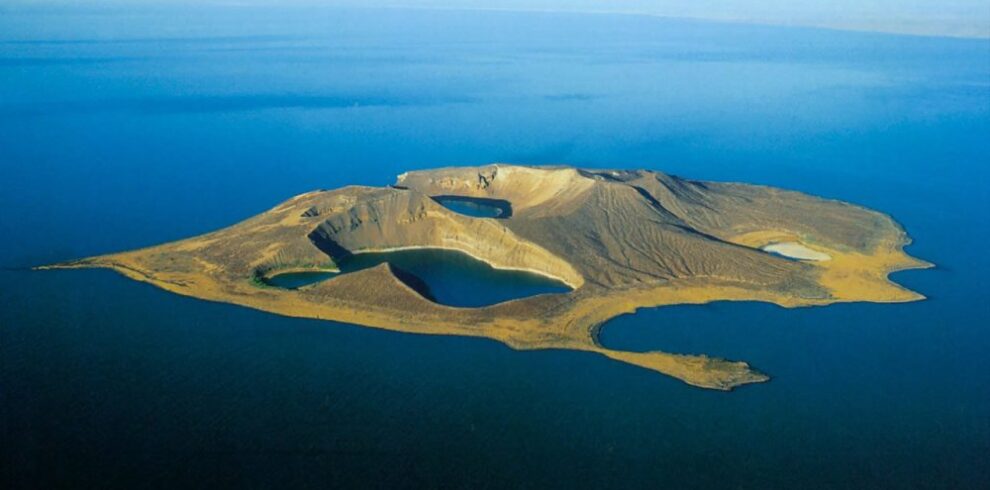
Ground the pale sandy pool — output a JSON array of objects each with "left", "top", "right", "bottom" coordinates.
[{"left": 762, "top": 242, "right": 831, "bottom": 261}]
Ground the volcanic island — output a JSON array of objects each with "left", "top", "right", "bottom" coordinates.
[{"left": 43, "top": 165, "right": 931, "bottom": 390}]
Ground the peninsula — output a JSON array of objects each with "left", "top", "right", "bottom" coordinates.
[{"left": 43, "top": 165, "right": 931, "bottom": 390}]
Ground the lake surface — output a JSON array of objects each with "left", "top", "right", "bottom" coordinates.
[
  {"left": 432, "top": 195, "right": 511, "bottom": 218},
  {"left": 265, "top": 248, "right": 570, "bottom": 306},
  {"left": 1, "top": 5, "right": 988, "bottom": 489}
]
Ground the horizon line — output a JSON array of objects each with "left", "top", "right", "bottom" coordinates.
[{"left": 2, "top": 1, "right": 988, "bottom": 40}]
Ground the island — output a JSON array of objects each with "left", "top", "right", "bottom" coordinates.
[{"left": 42, "top": 164, "right": 932, "bottom": 390}]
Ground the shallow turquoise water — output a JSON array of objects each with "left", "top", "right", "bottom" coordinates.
[
  {"left": 1, "top": 6, "right": 988, "bottom": 489},
  {"left": 264, "top": 248, "right": 570, "bottom": 306}
]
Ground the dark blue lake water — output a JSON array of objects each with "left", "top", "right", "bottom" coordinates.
[
  {"left": 264, "top": 248, "right": 570, "bottom": 306},
  {"left": 1, "top": 6, "right": 988, "bottom": 489},
  {"left": 433, "top": 195, "right": 511, "bottom": 218}
]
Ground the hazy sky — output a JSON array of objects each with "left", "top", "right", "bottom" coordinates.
[
  {"left": 7, "top": 0, "right": 990, "bottom": 38},
  {"left": 418, "top": 0, "right": 990, "bottom": 38}
]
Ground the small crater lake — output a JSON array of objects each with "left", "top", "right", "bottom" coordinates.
[
  {"left": 262, "top": 271, "right": 337, "bottom": 290},
  {"left": 264, "top": 248, "right": 570, "bottom": 307},
  {"left": 432, "top": 195, "right": 512, "bottom": 218}
]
